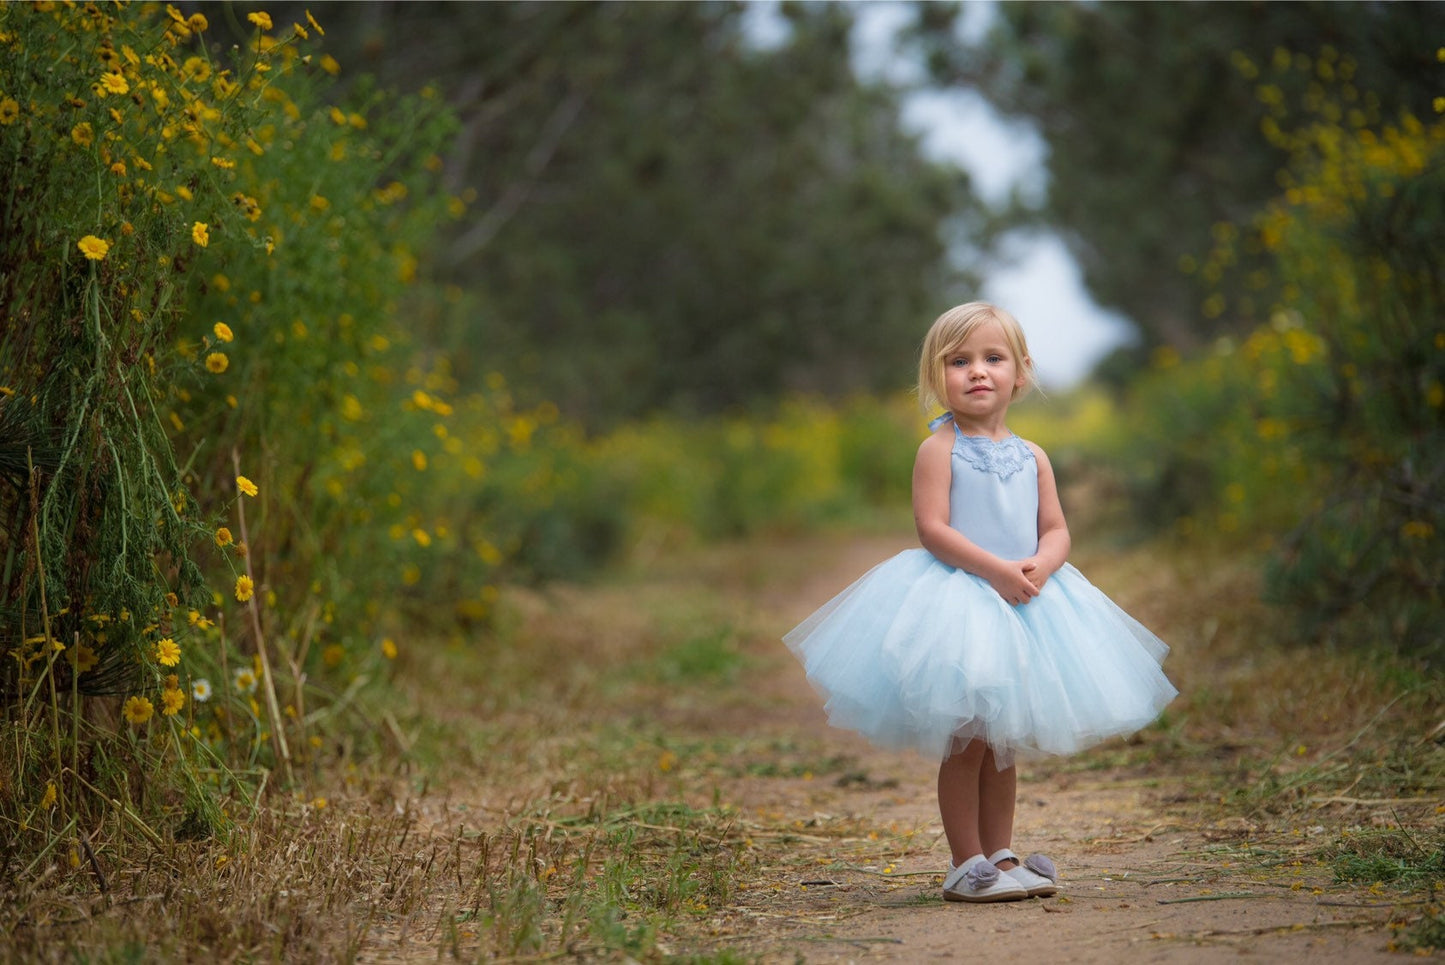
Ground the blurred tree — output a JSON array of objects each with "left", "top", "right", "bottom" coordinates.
[
  {"left": 239, "top": 1, "right": 984, "bottom": 425},
  {"left": 908, "top": 0, "right": 1444, "bottom": 362}
]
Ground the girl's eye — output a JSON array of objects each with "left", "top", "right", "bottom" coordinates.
[{"left": 988, "top": 355, "right": 1003, "bottom": 363}]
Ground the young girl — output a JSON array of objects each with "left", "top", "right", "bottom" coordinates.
[{"left": 784, "top": 302, "right": 1177, "bottom": 903}]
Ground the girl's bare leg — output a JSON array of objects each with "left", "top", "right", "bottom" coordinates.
[
  {"left": 978, "top": 748, "right": 1018, "bottom": 867},
  {"left": 937, "top": 738, "right": 988, "bottom": 866}
]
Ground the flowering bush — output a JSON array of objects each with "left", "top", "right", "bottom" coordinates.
[
  {"left": 0, "top": 1, "right": 508, "bottom": 839},
  {"left": 1112, "top": 47, "right": 1445, "bottom": 653}
]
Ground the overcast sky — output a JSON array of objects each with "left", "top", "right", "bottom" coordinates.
[{"left": 745, "top": 0, "right": 1136, "bottom": 389}]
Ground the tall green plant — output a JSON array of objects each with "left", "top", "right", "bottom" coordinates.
[{"left": 0, "top": 2, "right": 467, "bottom": 866}]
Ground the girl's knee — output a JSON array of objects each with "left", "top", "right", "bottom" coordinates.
[{"left": 945, "top": 737, "right": 989, "bottom": 763}]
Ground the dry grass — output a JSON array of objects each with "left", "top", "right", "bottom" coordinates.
[{"left": 5, "top": 525, "right": 1442, "bottom": 961}]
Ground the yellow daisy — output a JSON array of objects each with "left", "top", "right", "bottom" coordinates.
[
  {"left": 99, "top": 71, "right": 129, "bottom": 95},
  {"left": 247, "top": 11, "right": 273, "bottom": 30},
  {"left": 77, "top": 235, "right": 110, "bottom": 261},
  {"left": 235, "top": 574, "right": 254, "bottom": 602},
  {"left": 122, "top": 695, "right": 154, "bottom": 724},
  {"left": 68, "top": 643, "right": 99, "bottom": 673},
  {"left": 213, "top": 322, "right": 234, "bottom": 342},
  {"left": 205, "top": 352, "right": 229, "bottom": 373},
  {"left": 215, "top": 526, "right": 233, "bottom": 546},
  {"left": 192, "top": 221, "right": 210, "bottom": 247},
  {"left": 161, "top": 687, "right": 185, "bottom": 716},
  {"left": 236, "top": 475, "right": 258, "bottom": 497},
  {"left": 154, "top": 638, "right": 181, "bottom": 667}
]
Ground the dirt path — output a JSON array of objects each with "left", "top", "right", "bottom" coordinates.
[
  {"left": 695, "top": 535, "right": 1411, "bottom": 963},
  {"left": 361, "top": 533, "right": 1424, "bottom": 963}
]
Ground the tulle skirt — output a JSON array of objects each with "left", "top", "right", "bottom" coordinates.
[{"left": 783, "top": 549, "right": 1178, "bottom": 766}]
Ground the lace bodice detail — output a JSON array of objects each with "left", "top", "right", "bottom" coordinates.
[
  {"left": 928, "top": 412, "right": 1034, "bottom": 481},
  {"left": 953, "top": 432, "right": 1033, "bottom": 481},
  {"left": 928, "top": 412, "right": 1040, "bottom": 559}
]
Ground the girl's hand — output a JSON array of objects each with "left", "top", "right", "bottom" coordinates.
[
  {"left": 1021, "top": 559, "right": 1054, "bottom": 592},
  {"left": 987, "top": 561, "right": 1041, "bottom": 606}
]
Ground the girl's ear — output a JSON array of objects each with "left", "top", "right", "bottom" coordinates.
[{"left": 1016, "top": 356, "right": 1032, "bottom": 388}]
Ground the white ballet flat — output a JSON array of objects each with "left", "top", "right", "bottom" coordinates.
[
  {"left": 943, "top": 853, "right": 1029, "bottom": 903},
  {"left": 988, "top": 848, "right": 1059, "bottom": 897}
]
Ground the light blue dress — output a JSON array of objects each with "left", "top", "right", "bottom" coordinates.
[{"left": 784, "top": 415, "right": 1177, "bottom": 765}]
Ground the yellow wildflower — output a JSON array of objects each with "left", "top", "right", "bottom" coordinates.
[
  {"left": 293, "top": 22, "right": 308, "bottom": 39},
  {"left": 211, "top": 155, "right": 234, "bottom": 169},
  {"left": 205, "top": 352, "right": 229, "bottom": 373},
  {"left": 161, "top": 687, "right": 185, "bottom": 716},
  {"left": 192, "top": 222, "right": 210, "bottom": 247},
  {"left": 122, "top": 696, "right": 154, "bottom": 724},
  {"left": 236, "top": 475, "right": 258, "bottom": 497},
  {"left": 381, "top": 638, "right": 398, "bottom": 660},
  {"left": 68, "top": 643, "right": 99, "bottom": 673},
  {"left": 0, "top": 97, "right": 19, "bottom": 125},
  {"left": 235, "top": 575, "right": 254, "bottom": 602},
  {"left": 188, "top": 12, "right": 209, "bottom": 32},
  {"left": 154, "top": 638, "right": 181, "bottom": 667},
  {"left": 247, "top": 11, "right": 273, "bottom": 31},
  {"left": 322, "top": 644, "right": 344, "bottom": 667},
  {"left": 71, "top": 122, "right": 93, "bottom": 147},
  {"left": 306, "top": 9, "right": 325, "bottom": 35},
  {"left": 98, "top": 72, "right": 129, "bottom": 96},
  {"left": 41, "top": 782, "right": 58, "bottom": 809},
  {"left": 215, "top": 526, "right": 233, "bottom": 546},
  {"left": 182, "top": 56, "right": 211, "bottom": 82},
  {"left": 77, "top": 236, "right": 110, "bottom": 261},
  {"left": 320, "top": 54, "right": 340, "bottom": 76},
  {"left": 213, "top": 322, "right": 234, "bottom": 343},
  {"left": 231, "top": 193, "right": 262, "bottom": 221}
]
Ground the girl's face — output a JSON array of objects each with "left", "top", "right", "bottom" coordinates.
[{"left": 942, "top": 321, "right": 1029, "bottom": 423}]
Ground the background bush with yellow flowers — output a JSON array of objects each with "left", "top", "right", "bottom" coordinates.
[
  {"left": 0, "top": 1, "right": 542, "bottom": 836},
  {"left": 1106, "top": 51, "right": 1445, "bottom": 655}
]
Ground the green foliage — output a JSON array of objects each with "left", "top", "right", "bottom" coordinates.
[
  {"left": 263, "top": 1, "right": 982, "bottom": 425},
  {"left": 0, "top": 0, "right": 547, "bottom": 866},
  {"left": 1104, "top": 66, "right": 1445, "bottom": 654},
  {"left": 912, "top": 1, "right": 1445, "bottom": 359},
  {"left": 582, "top": 394, "right": 920, "bottom": 548}
]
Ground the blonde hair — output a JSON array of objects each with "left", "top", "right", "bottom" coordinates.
[{"left": 917, "top": 301, "right": 1038, "bottom": 414}]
